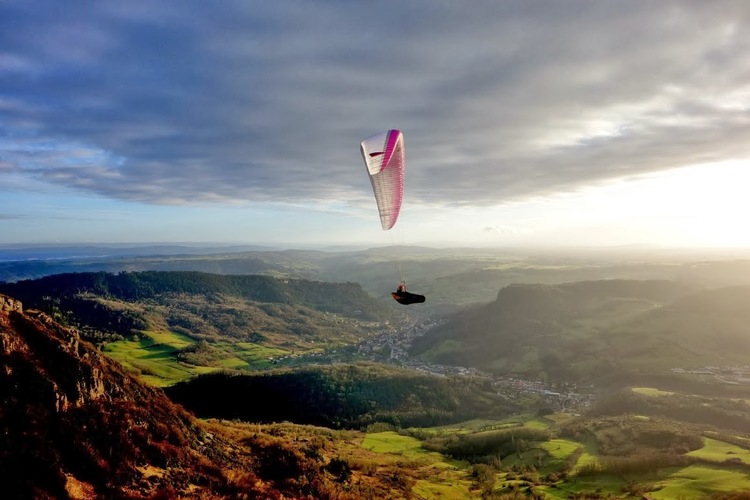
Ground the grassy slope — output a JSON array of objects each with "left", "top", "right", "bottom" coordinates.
[
  {"left": 102, "top": 330, "right": 290, "bottom": 386},
  {"left": 688, "top": 437, "right": 750, "bottom": 465},
  {"left": 650, "top": 465, "right": 750, "bottom": 499},
  {"left": 362, "top": 431, "right": 475, "bottom": 499}
]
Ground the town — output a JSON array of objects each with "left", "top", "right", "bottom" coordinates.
[
  {"left": 277, "top": 312, "right": 598, "bottom": 414},
  {"left": 671, "top": 365, "right": 750, "bottom": 384}
]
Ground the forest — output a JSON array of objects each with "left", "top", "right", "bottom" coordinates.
[
  {"left": 0, "top": 270, "right": 384, "bottom": 318},
  {"left": 166, "top": 362, "right": 519, "bottom": 429}
]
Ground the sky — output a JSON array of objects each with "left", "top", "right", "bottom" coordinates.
[{"left": 2, "top": 1, "right": 750, "bottom": 249}]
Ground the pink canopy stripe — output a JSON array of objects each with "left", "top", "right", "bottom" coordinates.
[{"left": 360, "top": 129, "right": 405, "bottom": 230}]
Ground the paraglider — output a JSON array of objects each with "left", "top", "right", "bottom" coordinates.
[
  {"left": 391, "top": 281, "right": 426, "bottom": 305},
  {"left": 360, "top": 129, "right": 425, "bottom": 305}
]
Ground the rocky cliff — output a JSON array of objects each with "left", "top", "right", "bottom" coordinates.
[{"left": 1, "top": 293, "right": 230, "bottom": 498}]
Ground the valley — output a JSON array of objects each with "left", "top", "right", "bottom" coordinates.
[{"left": 4, "top": 248, "right": 750, "bottom": 497}]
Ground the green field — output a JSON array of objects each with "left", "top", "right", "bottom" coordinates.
[
  {"left": 215, "top": 341, "right": 289, "bottom": 368},
  {"left": 412, "top": 478, "right": 475, "bottom": 500},
  {"left": 538, "top": 475, "right": 625, "bottom": 498},
  {"left": 103, "top": 330, "right": 292, "bottom": 386},
  {"left": 362, "top": 431, "right": 459, "bottom": 467},
  {"left": 357, "top": 413, "right": 750, "bottom": 498},
  {"left": 632, "top": 387, "right": 675, "bottom": 397},
  {"left": 541, "top": 438, "right": 581, "bottom": 462},
  {"left": 362, "top": 431, "right": 474, "bottom": 499},
  {"left": 688, "top": 437, "right": 750, "bottom": 465},
  {"left": 416, "top": 417, "right": 525, "bottom": 435},
  {"left": 651, "top": 465, "right": 750, "bottom": 499},
  {"left": 362, "top": 422, "right": 619, "bottom": 498},
  {"left": 103, "top": 330, "right": 202, "bottom": 386}
]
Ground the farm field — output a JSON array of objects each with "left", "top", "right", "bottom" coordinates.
[
  {"left": 363, "top": 431, "right": 464, "bottom": 468},
  {"left": 362, "top": 431, "right": 477, "bottom": 499},
  {"left": 541, "top": 438, "right": 584, "bottom": 466},
  {"left": 357, "top": 414, "right": 750, "bottom": 498},
  {"left": 650, "top": 465, "right": 750, "bottom": 499},
  {"left": 103, "top": 330, "right": 201, "bottom": 386},
  {"left": 688, "top": 437, "right": 750, "bottom": 465},
  {"left": 632, "top": 387, "right": 675, "bottom": 397},
  {"left": 103, "top": 329, "right": 290, "bottom": 386}
]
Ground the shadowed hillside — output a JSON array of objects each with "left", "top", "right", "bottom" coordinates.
[
  {"left": 599, "top": 285, "right": 750, "bottom": 377},
  {"left": 408, "top": 279, "right": 741, "bottom": 385},
  {"left": 0, "top": 294, "right": 410, "bottom": 499}
]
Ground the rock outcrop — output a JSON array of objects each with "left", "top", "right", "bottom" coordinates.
[
  {"left": 0, "top": 294, "right": 22, "bottom": 314},
  {"left": 0, "top": 293, "right": 273, "bottom": 499}
]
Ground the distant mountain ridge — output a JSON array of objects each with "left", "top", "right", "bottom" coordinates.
[
  {"left": 6, "top": 246, "right": 750, "bottom": 310},
  {"left": 0, "top": 243, "right": 278, "bottom": 261},
  {"left": 1, "top": 270, "right": 377, "bottom": 311}
]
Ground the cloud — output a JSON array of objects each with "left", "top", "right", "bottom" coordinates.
[
  {"left": 1, "top": 0, "right": 749, "bottom": 209},
  {"left": 483, "top": 225, "right": 521, "bottom": 236}
]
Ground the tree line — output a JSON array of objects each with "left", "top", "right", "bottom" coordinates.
[{"left": 0, "top": 271, "right": 385, "bottom": 320}]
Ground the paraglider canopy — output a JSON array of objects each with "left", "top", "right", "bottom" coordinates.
[
  {"left": 360, "top": 129, "right": 405, "bottom": 230},
  {"left": 360, "top": 129, "right": 424, "bottom": 306}
]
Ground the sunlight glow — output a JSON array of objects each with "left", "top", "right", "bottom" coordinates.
[
  {"left": 412, "top": 160, "right": 750, "bottom": 248},
  {"left": 609, "top": 160, "right": 750, "bottom": 247}
]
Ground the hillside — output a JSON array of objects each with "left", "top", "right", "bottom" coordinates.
[
  {"left": 0, "top": 270, "right": 385, "bottom": 319},
  {"left": 0, "top": 271, "right": 394, "bottom": 385},
  {"left": 408, "top": 279, "right": 747, "bottom": 385},
  {"left": 166, "top": 363, "right": 519, "bottom": 429},
  {"left": 0, "top": 293, "right": 419, "bottom": 499}
]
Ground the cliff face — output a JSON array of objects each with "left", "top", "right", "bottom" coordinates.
[
  {"left": 0, "top": 294, "right": 279, "bottom": 499},
  {"left": 2, "top": 295, "right": 131, "bottom": 412},
  {"left": 0, "top": 294, "right": 22, "bottom": 314}
]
